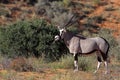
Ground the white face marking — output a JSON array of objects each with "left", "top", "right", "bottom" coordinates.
[{"left": 59, "top": 29, "right": 64, "bottom": 36}]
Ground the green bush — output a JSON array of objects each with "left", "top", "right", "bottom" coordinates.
[{"left": 0, "top": 19, "right": 67, "bottom": 61}]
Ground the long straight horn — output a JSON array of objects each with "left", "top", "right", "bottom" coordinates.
[{"left": 63, "top": 13, "right": 76, "bottom": 28}]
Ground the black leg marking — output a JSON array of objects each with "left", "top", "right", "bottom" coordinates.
[
  {"left": 97, "top": 56, "right": 102, "bottom": 62},
  {"left": 74, "top": 54, "right": 78, "bottom": 61},
  {"left": 74, "top": 53, "right": 78, "bottom": 72}
]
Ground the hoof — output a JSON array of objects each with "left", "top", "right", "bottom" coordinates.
[
  {"left": 74, "top": 69, "right": 78, "bottom": 72},
  {"left": 104, "top": 71, "right": 109, "bottom": 74},
  {"left": 94, "top": 70, "right": 97, "bottom": 74}
]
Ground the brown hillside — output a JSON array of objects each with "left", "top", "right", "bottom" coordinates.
[
  {"left": 75, "top": 0, "right": 120, "bottom": 37},
  {"left": 0, "top": 0, "right": 120, "bottom": 37}
]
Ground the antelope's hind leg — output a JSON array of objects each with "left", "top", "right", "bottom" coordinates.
[
  {"left": 74, "top": 53, "right": 78, "bottom": 72},
  {"left": 104, "top": 61, "right": 108, "bottom": 74},
  {"left": 102, "top": 53, "right": 109, "bottom": 74},
  {"left": 94, "top": 56, "right": 102, "bottom": 73}
]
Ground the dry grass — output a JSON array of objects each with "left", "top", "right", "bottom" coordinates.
[
  {"left": 48, "top": 55, "right": 96, "bottom": 72},
  {"left": 0, "top": 70, "right": 46, "bottom": 80},
  {"left": 9, "top": 57, "right": 33, "bottom": 72},
  {"left": 52, "top": 62, "right": 120, "bottom": 80},
  {"left": 52, "top": 71, "right": 94, "bottom": 80},
  {"left": 0, "top": 55, "right": 119, "bottom": 80}
]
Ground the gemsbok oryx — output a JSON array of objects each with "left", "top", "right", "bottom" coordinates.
[
  {"left": 55, "top": 28, "right": 110, "bottom": 74},
  {"left": 54, "top": 14, "right": 110, "bottom": 74}
]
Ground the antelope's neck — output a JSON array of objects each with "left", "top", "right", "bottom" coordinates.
[{"left": 63, "top": 32, "right": 73, "bottom": 48}]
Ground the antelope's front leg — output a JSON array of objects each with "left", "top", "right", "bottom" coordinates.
[{"left": 74, "top": 53, "right": 78, "bottom": 72}]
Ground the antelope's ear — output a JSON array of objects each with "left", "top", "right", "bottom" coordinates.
[
  {"left": 63, "top": 27, "right": 66, "bottom": 31},
  {"left": 63, "top": 27, "right": 66, "bottom": 30},
  {"left": 56, "top": 25, "right": 60, "bottom": 30}
]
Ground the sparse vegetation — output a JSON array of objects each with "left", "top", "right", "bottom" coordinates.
[
  {"left": 26, "top": 0, "right": 37, "bottom": 5},
  {"left": 49, "top": 55, "right": 95, "bottom": 71},
  {"left": 105, "top": 5, "right": 115, "bottom": 11},
  {"left": 93, "top": 0, "right": 100, "bottom": 5},
  {"left": 63, "top": 0, "right": 72, "bottom": 7},
  {"left": 0, "top": 8, "right": 9, "bottom": 16},
  {"left": 9, "top": 57, "right": 33, "bottom": 72},
  {"left": 84, "top": 15, "right": 105, "bottom": 26},
  {"left": 0, "top": 0, "right": 120, "bottom": 80},
  {"left": 0, "top": 70, "right": 17, "bottom": 80},
  {"left": 52, "top": 72, "right": 84, "bottom": 80}
]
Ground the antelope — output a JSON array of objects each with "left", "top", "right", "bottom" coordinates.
[{"left": 54, "top": 13, "right": 110, "bottom": 74}]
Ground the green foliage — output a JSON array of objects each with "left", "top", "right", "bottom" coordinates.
[{"left": 0, "top": 19, "right": 67, "bottom": 61}]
